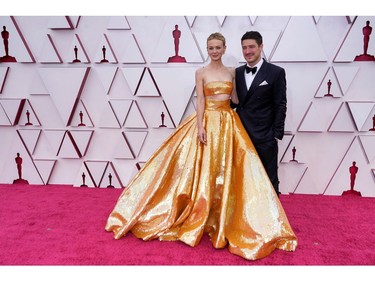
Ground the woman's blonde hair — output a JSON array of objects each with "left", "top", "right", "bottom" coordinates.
[{"left": 207, "top": 32, "right": 226, "bottom": 46}]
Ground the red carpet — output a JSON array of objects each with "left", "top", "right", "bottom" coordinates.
[{"left": 1, "top": 183, "right": 375, "bottom": 266}]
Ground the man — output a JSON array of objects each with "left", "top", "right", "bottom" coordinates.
[{"left": 234, "top": 31, "right": 287, "bottom": 196}]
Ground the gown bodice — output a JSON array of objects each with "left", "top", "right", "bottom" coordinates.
[{"left": 204, "top": 81, "right": 233, "bottom": 96}]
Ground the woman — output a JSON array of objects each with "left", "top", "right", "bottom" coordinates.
[{"left": 105, "top": 32, "right": 297, "bottom": 260}]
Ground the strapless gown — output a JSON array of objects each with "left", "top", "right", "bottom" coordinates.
[{"left": 105, "top": 81, "right": 297, "bottom": 260}]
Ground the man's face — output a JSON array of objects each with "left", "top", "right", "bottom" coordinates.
[{"left": 241, "top": 39, "right": 263, "bottom": 66}]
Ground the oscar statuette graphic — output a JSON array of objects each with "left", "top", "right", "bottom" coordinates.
[
  {"left": 324, "top": 80, "right": 333, "bottom": 97},
  {"left": 13, "top": 153, "right": 28, "bottom": 184},
  {"left": 107, "top": 173, "right": 114, "bottom": 188},
  {"left": 369, "top": 114, "right": 375, "bottom": 131},
  {"left": 289, "top": 146, "right": 298, "bottom": 163},
  {"left": 342, "top": 161, "right": 361, "bottom": 196},
  {"left": 72, "top": 45, "right": 81, "bottom": 63},
  {"left": 100, "top": 45, "right": 109, "bottom": 63},
  {"left": 25, "top": 110, "right": 33, "bottom": 126},
  {"left": 354, "top": 21, "right": 375, "bottom": 61},
  {"left": 167, "top": 25, "right": 186, "bottom": 63},
  {"left": 1, "top": 26, "right": 17, "bottom": 63},
  {"left": 80, "top": 172, "right": 88, "bottom": 187},
  {"left": 78, "top": 111, "right": 86, "bottom": 126},
  {"left": 159, "top": 112, "right": 167, "bottom": 127}
]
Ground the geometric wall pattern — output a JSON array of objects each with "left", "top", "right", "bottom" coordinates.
[{"left": 0, "top": 15, "right": 374, "bottom": 197}]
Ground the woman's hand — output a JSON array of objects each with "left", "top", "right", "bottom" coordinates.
[{"left": 198, "top": 126, "right": 207, "bottom": 145}]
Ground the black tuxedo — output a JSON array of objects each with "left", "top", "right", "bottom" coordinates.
[{"left": 234, "top": 59, "right": 287, "bottom": 195}]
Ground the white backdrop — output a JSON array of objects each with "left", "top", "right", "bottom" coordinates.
[{"left": 0, "top": 15, "right": 374, "bottom": 196}]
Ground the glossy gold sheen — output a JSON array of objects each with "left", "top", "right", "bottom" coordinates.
[{"left": 105, "top": 81, "right": 297, "bottom": 260}]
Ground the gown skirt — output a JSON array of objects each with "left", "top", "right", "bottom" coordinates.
[{"left": 105, "top": 98, "right": 297, "bottom": 260}]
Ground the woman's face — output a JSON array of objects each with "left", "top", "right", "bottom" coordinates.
[{"left": 207, "top": 39, "right": 226, "bottom": 61}]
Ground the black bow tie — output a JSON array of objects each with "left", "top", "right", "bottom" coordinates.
[{"left": 245, "top": 66, "right": 257, "bottom": 75}]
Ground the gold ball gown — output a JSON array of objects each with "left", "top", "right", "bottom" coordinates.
[{"left": 105, "top": 81, "right": 297, "bottom": 260}]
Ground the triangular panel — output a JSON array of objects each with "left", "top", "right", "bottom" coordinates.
[
  {"left": 0, "top": 66, "right": 9, "bottom": 93},
  {"left": 38, "top": 67, "right": 90, "bottom": 126},
  {"left": 299, "top": 99, "right": 342, "bottom": 132},
  {"left": 282, "top": 63, "right": 328, "bottom": 132},
  {"left": 107, "top": 67, "right": 134, "bottom": 99},
  {"left": 32, "top": 131, "right": 57, "bottom": 159},
  {"left": 135, "top": 68, "right": 160, "bottom": 97},
  {"left": 271, "top": 16, "right": 327, "bottom": 62},
  {"left": 73, "top": 165, "right": 96, "bottom": 188},
  {"left": 47, "top": 16, "right": 74, "bottom": 29},
  {"left": 279, "top": 163, "right": 308, "bottom": 194},
  {"left": 324, "top": 137, "right": 375, "bottom": 197},
  {"left": 67, "top": 34, "right": 90, "bottom": 63},
  {"left": 185, "top": 16, "right": 196, "bottom": 27},
  {"left": 137, "top": 129, "right": 175, "bottom": 162},
  {"left": 94, "top": 66, "right": 118, "bottom": 95},
  {"left": 293, "top": 167, "right": 321, "bottom": 195},
  {"left": 149, "top": 102, "right": 175, "bottom": 128},
  {"left": 180, "top": 100, "right": 197, "bottom": 122},
  {"left": 58, "top": 131, "right": 81, "bottom": 158},
  {"left": 297, "top": 102, "right": 325, "bottom": 132},
  {"left": 149, "top": 67, "right": 196, "bottom": 125},
  {"left": 107, "top": 16, "right": 131, "bottom": 30},
  {"left": 123, "top": 131, "right": 148, "bottom": 158},
  {"left": 0, "top": 98, "right": 24, "bottom": 125},
  {"left": 99, "top": 162, "right": 123, "bottom": 189},
  {"left": 112, "top": 132, "right": 135, "bottom": 159},
  {"left": 0, "top": 133, "right": 43, "bottom": 184},
  {"left": 18, "top": 99, "right": 41, "bottom": 127},
  {"left": 28, "top": 70, "right": 49, "bottom": 95},
  {"left": 0, "top": 103, "right": 11, "bottom": 125},
  {"left": 280, "top": 139, "right": 309, "bottom": 164},
  {"left": 97, "top": 101, "right": 121, "bottom": 128},
  {"left": 109, "top": 99, "right": 133, "bottom": 127},
  {"left": 347, "top": 102, "right": 375, "bottom": 131},
  {"left": 69, "top": 130, "right": 94, "bottom": 157},
  {"left": 70, "top": 100, "right": 94, "bottom": 128},
  {"left": 217, "top": 16, "right": 226, "bottom": 26},
  {"left": 332, "top": 65, "right": 360, "bottom": 96},
  {"left": 120, "top": 67, "right": 145, "bottom": 95},
  {"left": 328, "top": 102, "right": 357, "bottom": 132},
  {"left": 38, "top": 34, "right": 63, "bottom": 63},
  {"left": 68, "top": 16, "right": 81, "bottom": 28},
  {"left": 123, "top": 101, "right": 148, "bottom": 129},
  {"left": 314, "top": 67, "right": 342, "bottom": 98},
  {"left": 17, "top": 129, "right": 41, "bottom": 155},
  {"left": 278, "top": 134, "right": 294, "bottom": 164},
  {"left": 33, "top": 159, "right": 57, "bottom": 185},
  {"left": 121, "top": 34, "right": 146, "bottom": 64},
  {"left": 84, "top": 161, "right": 109, "bottom": 187},
  {"left": 43, "top": 129, "right": 66, "bottom": 156},
  {"left": 358, "top": 135, "right": 375, "bottom": 164},
  {"left": 94, "top": 34, "right": 118, "bottom": 63}
]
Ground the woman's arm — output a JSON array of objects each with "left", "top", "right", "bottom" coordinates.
[
  {"left": 229, "top": 67, "right": 239, "bottom": 104},
  {"left": 195, "top": 68, "right": 207, "bottom": 145}
]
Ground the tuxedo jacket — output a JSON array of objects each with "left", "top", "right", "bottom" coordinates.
[{"left": 234, "top": 59, "right": 287, "bottom": 145}]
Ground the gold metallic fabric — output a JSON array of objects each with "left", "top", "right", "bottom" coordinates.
[
  {"left": 105, "top": 82, "right": 297, "bottom": 260},
  {"left": 204, "top": 81, "right": 232, "bottom": 96}
]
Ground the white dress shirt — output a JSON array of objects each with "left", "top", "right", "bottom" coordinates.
[{"left": 245, "top": 59, "right": 264, "bottom": 90}]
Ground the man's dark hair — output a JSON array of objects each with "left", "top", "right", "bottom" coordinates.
[{"left": 241, "top": 31, "right": 263, "bottom": 46}]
